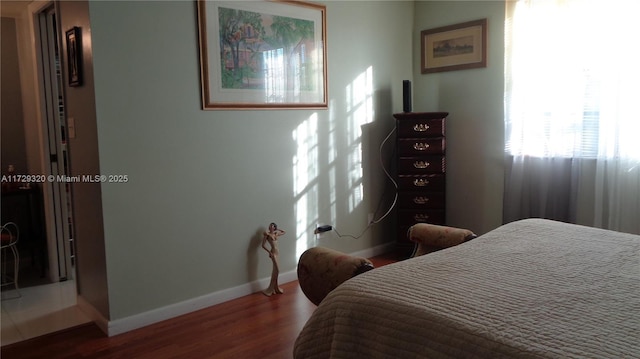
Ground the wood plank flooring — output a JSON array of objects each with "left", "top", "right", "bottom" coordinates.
[{"left": 1, "top": 253, "right": 400, "bottom": 359}]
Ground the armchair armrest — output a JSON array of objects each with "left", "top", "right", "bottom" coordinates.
[
  {"left": 408, "top": 223, "right": 477, "bottom": 257},
  {"left": 297, "top": 247, "right": 374, "bottom": 305}
]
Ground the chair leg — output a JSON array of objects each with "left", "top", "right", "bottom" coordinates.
[
  {"left": 1, "top": 245, "right": 21, "bottom": 300},
  {"left": 11, "top": 245, "right": 19, "bottom": 291}
]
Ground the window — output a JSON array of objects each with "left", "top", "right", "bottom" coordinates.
[
  {"left": 505, "top": 0, "right": 640, "bottom": 161},
  {"left": 504, "top": 0, "right": 640, "bottom": 234}
]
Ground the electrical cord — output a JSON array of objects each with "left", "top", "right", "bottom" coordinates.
[
  {"left": 330, "top": 125, "right": 398, "bottom": 240},
  {"left": 371, "top": 126, "right": 398, "bottom": 224}
]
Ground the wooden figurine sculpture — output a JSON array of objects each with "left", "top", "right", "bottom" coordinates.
[{"left": 262, "top": 222, "right": 286, "bottom": 296}]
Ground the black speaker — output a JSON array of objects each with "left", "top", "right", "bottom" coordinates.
[{"left": 402, "top": 80, "right": 412, "bottom": 113}]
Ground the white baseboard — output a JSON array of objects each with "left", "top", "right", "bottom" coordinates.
[
  {"left": 85, "top": 242, "right": 395, "bottom": 337},
  {"left": 105, "top": 269, "right": 299, "bottom": 336},
  {"left": 350, "top": 241, "right": 396, "bottom": 259}
]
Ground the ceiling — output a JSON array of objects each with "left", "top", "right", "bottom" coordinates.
[{"left": 1, "top": 1, "right": 32, "bottom": 18}]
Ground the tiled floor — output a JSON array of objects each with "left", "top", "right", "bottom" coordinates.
[{"left": 1, "top": 281, "right": 91, "bottom": 346}]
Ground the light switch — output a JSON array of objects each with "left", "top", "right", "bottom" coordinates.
[{"left": 67, "top": 117, "right": 76, "bottom": 138}]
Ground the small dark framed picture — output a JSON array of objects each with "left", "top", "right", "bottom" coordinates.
[
  {"left": 66, "top": 26, "right": 83, "bottom": 87},
  {"left": 421, "top": 19, "right": 487, "bottom": 74}
]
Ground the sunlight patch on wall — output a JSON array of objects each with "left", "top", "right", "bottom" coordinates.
[
  {"left": 344, "top": 66, "right": 374, "bottom": 213},
  {"left": 292, "top": 67, "right": 374, "bottom": 257},
  {"left": 329, "top": 166, "right": 337, "bottom": 225},
  {"left": 327, "top": 100, "right": 338, "bottom": 226},
  {"left": 293, "top": 113, "right": 319, "bottom": 259}
]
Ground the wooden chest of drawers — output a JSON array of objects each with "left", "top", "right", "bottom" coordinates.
[{"left": 394, "top": 112, "right": 448, "bottom": 255}]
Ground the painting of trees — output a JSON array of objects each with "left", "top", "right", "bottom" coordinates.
[
  {"left": 217, "top": 6, "right": 315, "bottom": 91},
  {"left": 198, "top": 1, "right": 326, "bottom": 108},
  {"left": 218, "top": 8, "right": 266, "bottom": 88},
  {"left": 266, "top": 16, "right": 315, "bottom": 92}
]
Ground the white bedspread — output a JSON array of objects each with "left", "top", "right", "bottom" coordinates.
[{"left": 294, "top": 219, "right": 640, "bottom": 358}]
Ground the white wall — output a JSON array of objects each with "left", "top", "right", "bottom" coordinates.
[
  {"left": 57, "top": 0, "right": 110, "bottom": 320},
  {"left": 1, "top": 1, "right": 51, "bottom": 183},
  {"left": 87, "top": 0, "right": 414, "bottom": 321},
  {"left": 1, "top": 17, "right": 28, "bottom": 174},
  {"left": 413, "top": 1, "right": 505, "bottom": 234}
]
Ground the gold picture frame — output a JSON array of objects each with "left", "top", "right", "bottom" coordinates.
[
  {"left": 197, "top": 0, "right": 328, "bottom": 110},
  {"left": 421, "top": 19, "right": 487, "bottom": 74}
]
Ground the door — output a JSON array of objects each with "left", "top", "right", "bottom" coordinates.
[{"left": 37, "top": 6, "right": 75, "bottom": 282}]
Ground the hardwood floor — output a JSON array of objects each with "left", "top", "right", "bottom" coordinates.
[{"left": 1, "top": 253, "right": 400, "bottom": 359}]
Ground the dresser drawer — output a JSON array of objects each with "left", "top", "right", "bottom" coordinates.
[
  {"left": 397, "top": 138, "right": 445, "bottom": 155},
  {"left": 397, "top": 174, "right": 445, "bottom": 191},
  {"left": 398, "top": 191, "right": 445, "bottom": 209},
  {"left": 397, "top": 210, "right": 446, "bottom": 245},
  {"left": 397, "top": 118, "right": 445, "bottom": 138},
  {"left": 397, "top": 209, "right": 445, "bottom": 226},
  {"left": 397, "top": 156, "right": 445, "bottom": 174}
]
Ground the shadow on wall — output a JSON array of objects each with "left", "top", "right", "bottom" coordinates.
[
  {"left": 246, "top": 227, "right": 265, "bottom": 291},
  {"left": 363, "top": 87, "right": 396, "bottom": 245}
]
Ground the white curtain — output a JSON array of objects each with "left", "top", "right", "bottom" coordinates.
[{"left": 504, "top": 0, "right": 640, "bottom": 234}]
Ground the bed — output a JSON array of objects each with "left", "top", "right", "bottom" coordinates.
[{"left": 294, "top": 218, "right": 640, "bottom": 358}]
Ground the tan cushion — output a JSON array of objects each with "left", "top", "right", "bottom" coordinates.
[
  {"left": 297, "top": 247, "right": 374, "bottom": 305},
  {"left": 408, "top": 223, "right": 477, "bottom": 257}
]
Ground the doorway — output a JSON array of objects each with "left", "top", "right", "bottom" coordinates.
[
  {"left": 2, "top": 4, "right": 77, "bottom": 287},
  {"left": 1, "top": 2, "right": 87, "bottom": 346}
]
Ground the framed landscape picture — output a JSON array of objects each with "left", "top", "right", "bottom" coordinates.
[
  {"left": 197, "top": 0, "right": 327, "bottom": 110},
  {"left": 421, "top": 19, "right": 487, "bottom": 74}
]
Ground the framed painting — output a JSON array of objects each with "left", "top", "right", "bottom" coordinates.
[
  {"left": 197, "top": 0, "right": 327, "bottom": 110},
  {"left": 421, "top": 19, "right": 487, "bottom": 74},
  {"left": 65, "top": 26, "right": 83, "bottom": 87}
]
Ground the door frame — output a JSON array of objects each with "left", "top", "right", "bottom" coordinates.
[
  {"left": 9, "top": 0, "right": 75, "bottom": 284},
  {"left": 36, "top": 4, "right": 74, "bottom": 282}
]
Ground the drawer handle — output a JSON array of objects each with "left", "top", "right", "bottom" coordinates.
[
  {"left": 413, "top": 179, "right": 430, "bottom": 187},
  {"left": 414, "top": 214, "right": 430, "bottom": 222},
  {"left": 413, "top": 161, "right": 430, "bottom": 169},
  {"left": 413, "top": 143, "right": 430, "bottom": 151},
  {"left": 413, "top": 124, "right": 430, "bottom": 132},
  {"left": 413, "top": 197, "right": 430, "bottom": 205}
]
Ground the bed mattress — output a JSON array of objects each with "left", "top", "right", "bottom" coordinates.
[{"left": 294, "top": 219, "right": 640, "bottom": 358}]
